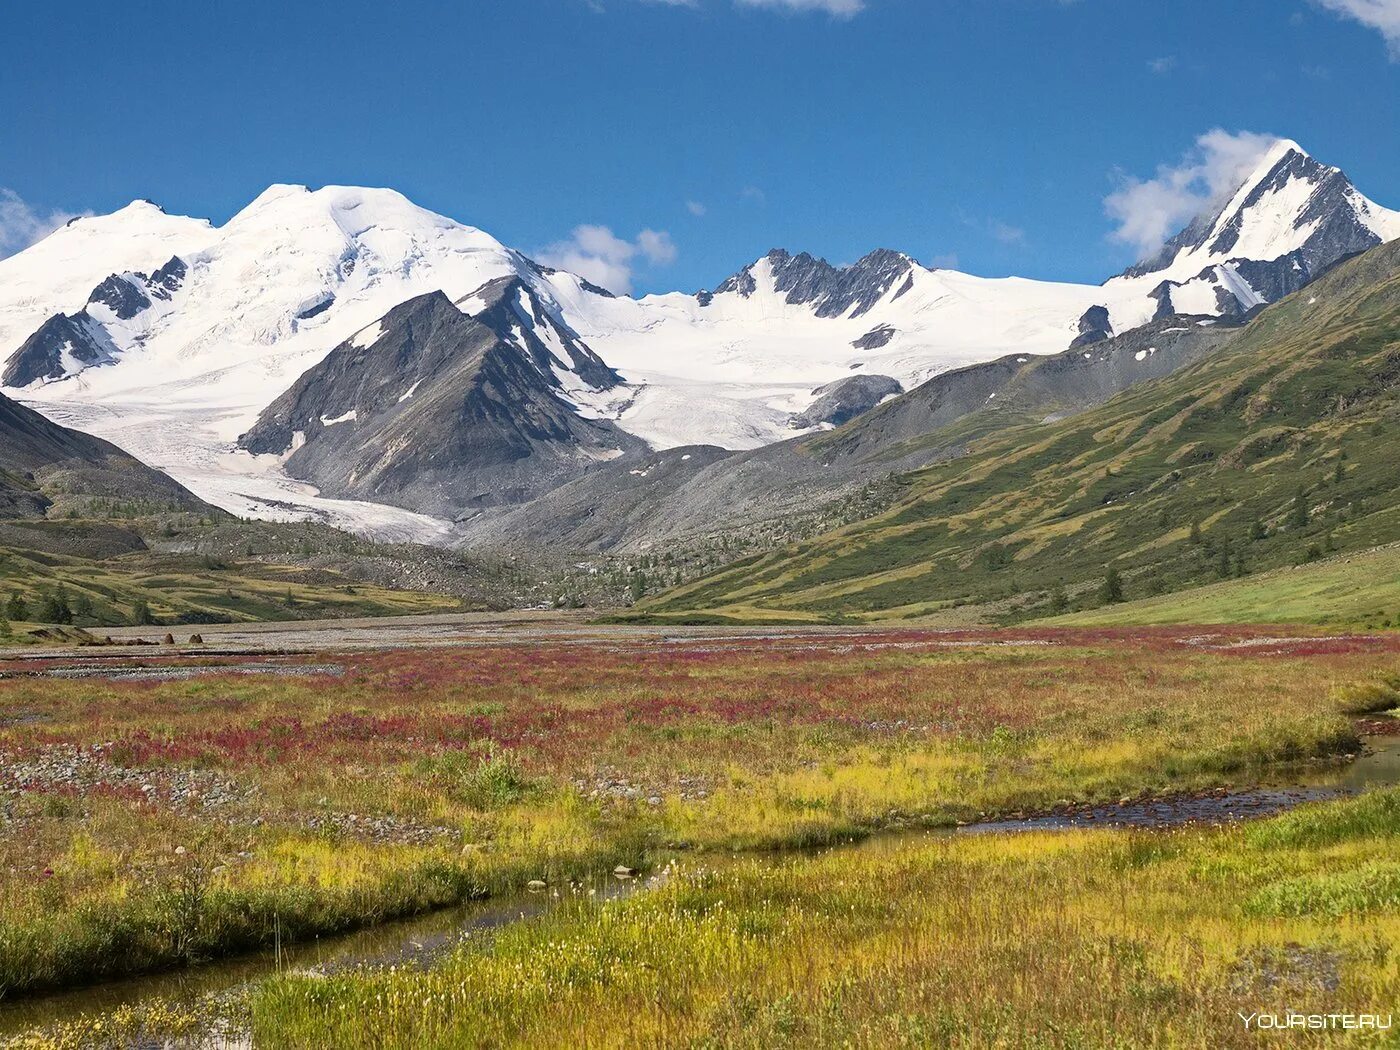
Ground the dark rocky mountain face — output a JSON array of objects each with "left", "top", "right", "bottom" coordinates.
[
  {"left": 1070, "top": 305, "right": 1114, "bottom": 350},
  {"left": 0, "top": 391, "right": 209, "bottom": 519},
  {"left": 458, "top": 275, "right": 622, "bottom": 392},
  {"left": 3, "top": 314, "right": 118, "bottom": 388},
  {"left": 238, "top": 290, "right": 645, "bottom": 519},
  {"left": 1, "top": 257, "right": 188, "bottom": 387},
  {"left": 790, "top": 375, "right": 903, "bottom": 430},
  {"left": 712, "top": 248, "right": 916, "bottom": 319}
]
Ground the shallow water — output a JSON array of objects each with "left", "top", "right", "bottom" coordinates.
[
  {"left": 3, "top": 733, "right": 1397, "bottom": 1042},
  {"left": 0, "top": 872, "right": 644, "bottom": 1040}
]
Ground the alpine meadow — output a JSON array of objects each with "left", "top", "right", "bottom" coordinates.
[{"left": 3, "top": 1, "right": 1400, "bottom": 1046}]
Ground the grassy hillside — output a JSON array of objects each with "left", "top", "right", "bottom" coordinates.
[
  {"left": 0, "top": 543, "right": 462, "bottom": 638},
  {"left": 1043, "top": 542, "right": 1400, "bottom": 628},
  {"left": 0, "top": 516, "right": 515, "bottom": 639},
  {"left": 645, "top": 240, "right": 1400, "bottom": 622}
]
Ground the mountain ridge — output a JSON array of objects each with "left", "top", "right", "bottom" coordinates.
[{"left": 0, "top": 137, "right": 1396, "bottom": 541}]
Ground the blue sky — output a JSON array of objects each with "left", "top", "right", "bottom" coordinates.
[{"left": 2, "top": 0, "right": 1398, "bottom": 294}]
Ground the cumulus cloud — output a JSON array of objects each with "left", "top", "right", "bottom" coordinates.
[
  {"left": 1104, "top": 129, "right": 1280, "bottom": 257},
  {"left": 538, "top": 225, "right": 678, "bottom": 295},
  {"left": 1314, "top": 0, "right": 1400, "bottom": 57},
  {"left": 685, "top": 200, "right": 707, "bottom": 217},
  {"left": 0, "top": 189, "right": 88, "bottom": 260}
]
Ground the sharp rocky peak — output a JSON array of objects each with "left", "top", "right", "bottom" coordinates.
[
  {"left": 1121, "top": 139, "right": 1396, "bottom": 282},
  {"left": 711, "top": 247, "right": 917, "bottom": 319}
]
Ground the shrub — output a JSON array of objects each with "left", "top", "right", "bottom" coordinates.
[{"left": 1332, "top": 677, "right": 1400, "bottom": 715}]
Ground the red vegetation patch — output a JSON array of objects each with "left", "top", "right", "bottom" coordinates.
[{"left": 3, "top": 626, "right": 1398, "bottom": 773}]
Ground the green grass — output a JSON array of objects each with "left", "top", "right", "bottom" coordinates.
[
  {"left": 0, "top": 543, "right": 460, "bottom": 634},
  {"left": 0, "top": 630, "right": 1390, "bottom": 1001},
  {"left": 646, "top": 240, "right": 1400, "bottom": 623},
  {"left": 22, "top": 788, "right": 1400, "bottom": 1047},
  {"left": 1044, "top": 543, "right": 1400, "bottom": 628},
  {"left": 234, "top": 788, "right": 1400, "bottom": 1048}
]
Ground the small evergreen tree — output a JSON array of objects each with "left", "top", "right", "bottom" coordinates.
[
  {"left": 1249, "top": 517, "right": 1267, "bottom": 542},
  {"left": 1099, "top": 567, "right": 1124, "bottom": 605},
  {"left": 1290, "top": 486, "right": 1310, "bottom": 529},
  {"left": 1189, "top": 519, "right": 1202, "bottom": 545},
  {"left": 37, "top": 588, "right": 74, "bottom": 625},
  {"left": 5, "top": 592, "right": 26, "bottom": 622},
  {"left": 131, "top": 599, "right": 156, "bottom": 626}
]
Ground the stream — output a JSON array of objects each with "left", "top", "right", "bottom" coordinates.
[{"left": 2, "top": 733, "right": 1398, "bottom": 1043}]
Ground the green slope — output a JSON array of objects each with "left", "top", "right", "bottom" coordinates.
[
  {"left": 1042, "top": 542, "right": 1400, "bottom": 628},
  {"left": 646, "top": 240, "right": 1400, "bottom": 622}
]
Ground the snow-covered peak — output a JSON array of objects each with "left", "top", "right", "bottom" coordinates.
[
  {"left": 703, "top": 247, "right": 917, "bottom": 320},
  {"left": 2, "top": 183, "right": 535, "bottom": 408},
  {"left": 1120, "top": 139, "right": 1400, "bottom": 284},
  {"left": 0, "top": 201, "right": 215, "bottom": 358}
]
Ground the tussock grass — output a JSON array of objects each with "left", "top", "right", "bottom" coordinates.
[{"left": 246, "top": 790, "right": 1400, "bottom": 1048}]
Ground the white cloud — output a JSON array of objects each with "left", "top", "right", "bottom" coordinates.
[
  {"left": 989, "top": 220, "right": 1026, "bottom": 246},
  {"left": 1147, "top": 55, "right": 1177, "bottom": 74},
  {"left": 0, "top": 189, "right": 88, "bottom": 260},
  {"left": 735, "top": 0, "right": 865, "bottom": 14},
  {"left": 636, "top": 228, "right": 678, "bottom": 265},
  {"left": 1104, "top": 129, "right": 1279, "bottom": 257},
  {"left": 538, "top": 224, "right": 678, "bottom": 295},
  {"left": 686, "top": 200, "right": 707, "bottom": 217},
  {"left": 1314, "top": 0, "right": 1400, "bottom": 57}
]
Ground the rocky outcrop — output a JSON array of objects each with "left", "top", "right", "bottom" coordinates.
[
  {"left": 2, "top": 257, "right": 188, "bottom": 387},
  {"left": 1069, "top": 305, "right": 1113, "bottom": 350},
  {"left": 790, "top": 375, "right": 903, "bottom": 429},
  {"left": 239, "top": 290, "right": 644, "bottom": 517},
  {"left": 0, "top": 391, "right": 210, "bottom": 518},
  {"left": 713, "top": 248, "right": 916, "bottom": 319}
]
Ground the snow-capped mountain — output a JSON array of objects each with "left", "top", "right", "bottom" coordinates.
[
  {"left": 0, "top": 138, "right": 1395, "bottom": 538},
  {"left": 1112, "top": 138, "right": 1400, "bottom": 317},
  {"left": 0, "top": 201, "right": 215, "bottom": 371},
  {"left": 0, "top": 185, "right": 621, "bottom": 539},
  {"left": 558, "top": 140, "right": 1400, "bottom": 451}
]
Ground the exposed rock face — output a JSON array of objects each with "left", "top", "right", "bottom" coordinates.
[
  {"left": 3, "top": 314, "right": 119, "bottom": 388},
  {"left": 852, "top": 325, "right": 896, "bottom": 351},
  {"left": 1069, "top": 305, "right": 1113, "bottom": 350},
  {"left": 790, "top": 375, "right": 903, "bottom": 430},
  {"left": 714, "top": 248, "right": 916, "bottom": 319},
  {"left": 461, "top": 274, "right": 622, "bottom": 392},
  {"left": 238, "top": 289, "right": 644, "bottom": 518},
  {"left": 1, "top": 257, "right": 188, "bottom": 387},
  {"left": 0, "top": 391, "right": 209, "bottom": 519}
]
